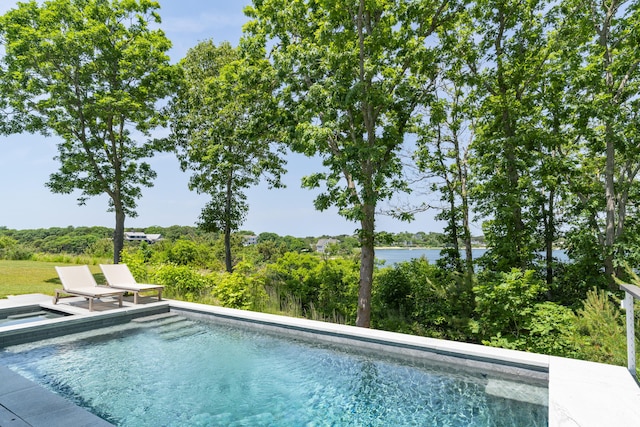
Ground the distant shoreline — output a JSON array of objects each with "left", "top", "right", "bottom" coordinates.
[
  {"left": 375, "top": 246, "right": 434, "bottom": 250},
  {"left": 375, "top": 246, "right": 487, "bottom": 250}
]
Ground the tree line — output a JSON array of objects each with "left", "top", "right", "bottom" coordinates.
[
  {"left": 1, "top": 0, "right": 639, "bottom": 328},
  {"left": 0, "top": 226, "right": 454, "bottom": 259}
]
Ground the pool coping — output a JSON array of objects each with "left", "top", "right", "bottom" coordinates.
[
  {"left": 170, "top": 300, "right": 550, "bottom": 381},
  {"left": 1, "top": 294, "right": 640, "bottom": 426}
]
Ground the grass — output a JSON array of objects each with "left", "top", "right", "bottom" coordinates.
[{"left": 0, "top": 260, "right": 106, "bottom": 299}]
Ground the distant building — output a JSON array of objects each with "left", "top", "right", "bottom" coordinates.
[
  {"left": 316, "top": 238, "right": 338, "bottom": 253},
  {"left": 243, "top": 235, "right": 258, "bottom": 246},
  {"left": 124, "top": 231, "right": 162, "bottom": 244}
]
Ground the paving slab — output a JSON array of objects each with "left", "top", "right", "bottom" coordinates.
[
  {"left": 548, "top": 356, "right": 640, "bottom": 426},
  {"left": 0, "top": 366, "right": 113, "bottom": 426}
]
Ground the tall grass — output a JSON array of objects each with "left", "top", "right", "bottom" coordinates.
[
  {"left": 258, "top": 287, "right": 348, "bottom": 324},
  {"left": 30, "top": 253, "right": 111, "bottom": 265},
  {"left": 259, "top": 287, "right": 303, "bottom": 318}
]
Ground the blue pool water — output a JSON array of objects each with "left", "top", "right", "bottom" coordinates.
[
  {"left": 0, "top": 308, "right": 67, "bottom": 327},
  {"left": 0, "top": 314, "right": 548, "bottom": 426}
]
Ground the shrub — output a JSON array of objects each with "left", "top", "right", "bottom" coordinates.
[
  {"left": 473, "top": 268, "right": 578, "bottom": 356},
  {"left": 119, "top": 248, "right": 154, "bottom": 282},
  {"left": 154, "top": 264, "right": 211, "bottom": 300},
  {"left": 473, "top": 269, "right": 545, "bottom": 340},
  {"left": 84, "top": 238, "right": 114, "bottom": 259},
  {"left": 264, "top": 252, "right": 322, "bottom": 309},
  {"left": 167, "top": 239, "right": 201, "bottom": 266},
  {"left": 213, "top": 262, "right": 267, "bottom": 310},
  {"left": 313, "top": 258, "right": 359, "bottom": 323},
  {"left": 571, "top": 288, "right": 634, "bottom": 368},
  {"left": 373, "top": 258, "right": 474, "bottom": 340},
  {"left": 0, "top": 236, "right": 33, "bottom": 260}
]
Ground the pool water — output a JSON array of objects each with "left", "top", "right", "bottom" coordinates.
[
  {"left": 0, "top": 308, "right": 67, "bottom": 327},
  {"left": 0, "top": 313, "right": 548, "bottom": 426}
]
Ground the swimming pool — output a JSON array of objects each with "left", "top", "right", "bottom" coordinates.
[
  {"left": 0, "top": 312, "right": 548, "bottom": 426},
  {"left": 0, "top": 305, "right": 68, "bottom": 327}
]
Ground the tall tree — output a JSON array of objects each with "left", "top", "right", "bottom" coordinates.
[
  {"left": 414, "top": 80, "right": 475, "bottom": 277},
  {"left": 0, "top": 0, "right": 175, "bottom": 263},
  {"left": 413, "top": 9, "right": 478, "bottom": 278},
  {"left": 465, "top": 0, "right": 555, "bottom": 272},
  {"left": 561, "top": 0, "right": 640, "bottom": 285},
  {"left": 530, "top": 33, "right": 575, "bottom": 285},
  {"left": 168, "top": 40, "right": 286, "bottom": 273},
  {"left": 245, "top": 0, "right": 454, "bottom": 327}
]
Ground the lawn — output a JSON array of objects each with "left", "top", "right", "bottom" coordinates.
[{"left": 0, "top": 260, "right": 105, "bottom": 299}]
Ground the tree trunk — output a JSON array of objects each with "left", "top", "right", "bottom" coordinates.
[
  {"left": 356, "top": 202, "right": 375, "bottom": 328},
  {"left": 224, "top": 225, "right": 232, "bottom": 273},
  {"left": 224, "top": 172, "right": 234, "bottom": 273},
  {"left": 604, "top": 131, "right": 616, "bottom": 286},
  {"left": 598, "top": 4, "right": 619, "bottom": 288},
  {"left": 447, "top": 190, "right": 463, "bottom": 273},
  {"left": 545, "top": 188, "right": 555, "bottom": 285},
  {"left": 461, "top": 193, "right": 473, "bottom": 277},
  {"left": 457, "top": 137, "right": 473, "bottom": 276},
  {"left": 113, "top": 204, "right": 125, "bottom": 264}
]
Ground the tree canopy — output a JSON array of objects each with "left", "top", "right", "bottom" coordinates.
[
  {"left": 245, "top": 0, "right": 456, "bottom": 327},
  {"left": 0, "top": 0, "right": 176, "bottom": 262},
  {"left": 167, "top": 39, "right": 286, "bottom": 273}
]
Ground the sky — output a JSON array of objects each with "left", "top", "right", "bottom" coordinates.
[{"left": 0, "top": 0, "right": 459, "bottom": 238}]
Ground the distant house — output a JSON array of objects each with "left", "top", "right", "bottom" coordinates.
[
  {"left": 316, "top": 238, "right": 338, "bottom": 253},
  {"left": 124, "top": 231, "right": 162, "bottom": 244},
  {"left": 243, "top": 235, "right": 258, "bottom": 246}
]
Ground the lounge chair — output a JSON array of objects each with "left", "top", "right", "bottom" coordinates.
[
  {"left": 99, "top": 264, "right": 163, "bottom": 304},
  {"left": 54, "top": 265, "right": 124, "bottom": 311}
]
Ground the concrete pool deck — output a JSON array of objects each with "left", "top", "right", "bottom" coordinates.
[{"left": 1, "top": 294, "right": 639, "bottom": 426}]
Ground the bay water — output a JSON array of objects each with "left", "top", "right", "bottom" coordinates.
[{"left": 375, "top": 248, "right": 567, "bottom": 266}]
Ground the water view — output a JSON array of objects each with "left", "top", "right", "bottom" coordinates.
[{"left": 376, "top": 248, "right": 568, "bottom": 266}]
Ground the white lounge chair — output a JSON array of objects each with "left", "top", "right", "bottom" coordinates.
[
  {"left": 54, "top": 265, "right": 124, "bottom": 311},
  {"left": 99, "top": 264, "right": 164, "bottom": 304}
]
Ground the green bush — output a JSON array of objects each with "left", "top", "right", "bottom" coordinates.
[
  {"left": 313, "top": 258, "right": 359, "bottom": 323},
  {"left": 373, "top": 258, "right": 474, "bottom": 339},
  {"left": 264, "top": 252, "right": 322, "bottom": 309},
  {"left": 571, "top": 288, "right": 635, "bottom": 368},
  {"left": 473, "top": 268, "right": 578, "bottom": 356},
  {"left": 0, "top": 236, "right": 33, "bottom": 260},
  {"left": 213, "top": 262, "right": 267, "bottom": 310},
  {"left": 119, "top": 248, "right": 154, "bottom": 283},
  {"left": 473, "top": 269, "right": 545, "bottom": 339},
  {"left": 261, "top": 252, "right": 359, "bottom": 322},
  {"left": 167, "top": 239, "right": 201, "bottom": 266},
  {"left": 84, "top": 238, "right": 114, "bottom": 259},
  {"left": 154, "top": 263, "right": 211, "bottom": 300}
]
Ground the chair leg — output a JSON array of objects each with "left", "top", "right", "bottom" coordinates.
[
  {"left": 89, "top": 298, "right": 93, "bottom": 311},
  {"left": 118, "top": 295, "right": 123, "bottom": 307},
  {"left": 157, "top": 290, "right": 162, "bottom": 301},
  {"left": 134, "top": 292, "right": 138, "bottom": 304}
]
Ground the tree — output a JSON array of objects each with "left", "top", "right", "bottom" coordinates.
[
  {"left": 561, "top": 0, "right": 640, "bottom": 286},
  {"left": 0, "top": 0, "right": 175, "bottom": 263},
  {"left": 465, "top": 0, "right": 556, "bottom": 272},
  {"left": 414, "top": 67, "right": 475, "bottom": 277},
  {"left": 168, "top": 40, "right": 285, "bottom": 273},
  {"left": 245, "top": 0, "right": 455, "bottom": 327},
  {"left": 529, "top": 31, "right": 575, "bottom": 285}
]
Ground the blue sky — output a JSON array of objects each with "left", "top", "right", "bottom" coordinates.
[{"left": 0, "top": 0, "right": 453, "bottom": 237}]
